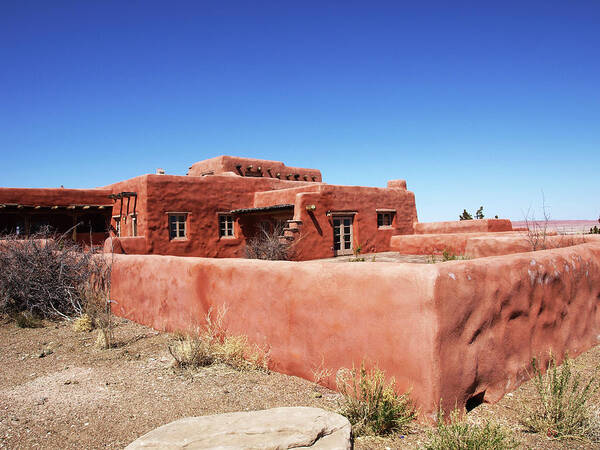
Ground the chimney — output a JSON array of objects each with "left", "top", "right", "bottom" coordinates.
[{"left": 156, "top": 168, "right": 165, "bottom": 175}]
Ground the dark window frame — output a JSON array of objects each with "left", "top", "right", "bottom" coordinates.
[
  {"left": 218, "top": 214, "right": 235, "bottom": 238},
  {"left": 168, "top": 213, "right": 188, "bottom": 240},
  {"left": 377, "top": 211, "right": 394, "bottom": 228}
]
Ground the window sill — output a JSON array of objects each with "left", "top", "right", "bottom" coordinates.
[
  {"left": 377, "top": 226, "right": 394, "bottom": 230},
  {"left": 169, "top": 238, "right": 189, "bottom": 242}
]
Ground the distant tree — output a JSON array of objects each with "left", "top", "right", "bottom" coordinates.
[
  {"left": 459, "top": 209, "right": 473, "bottom": 221},
  {"left": 475, "top": 206, "right": 485, "bottom": 220}
]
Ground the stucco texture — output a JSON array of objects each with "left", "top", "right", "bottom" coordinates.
[{"left": 108, "top": 241, "right": 600, "bottom": 415}]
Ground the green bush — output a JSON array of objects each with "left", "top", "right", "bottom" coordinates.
[
  {"left": 589, "top": 226, "right": 600, "bottom": 235},
  {"left": 426, "top": 409, "right": 519, "bottom": 449},
  {"left": 521, "top": 355, "right": 600, "bottom": 441},
  {"left": 336, "top": 363, "right": 416, "bottom": 436},
  {"left": 442, "top": 249, "right": 458, "bottom": 261}
]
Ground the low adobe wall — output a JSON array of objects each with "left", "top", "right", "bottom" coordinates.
[
  {"left": 390, "top": 230, "right": 587, "bottom": 257},
  {"left": 390, "top": 232, "right": 520, "bottom": 256},
  {"left": 434, "top": 243, "right": 600, "bottom": 412},
  {"left": 107, "top": 242, "right": 600, "bottom": 415},
  {"left": 465, "top": 234, "right": 600, "bottom": 258},
  {"left": 103, "top": 236, "right": 148, "bottom": 255},
  {"left": 414, "top": 219, "right": 513, "bottom": 234},
  {"left": 109, "top": 255, "right": 440, "bottom": 411}
]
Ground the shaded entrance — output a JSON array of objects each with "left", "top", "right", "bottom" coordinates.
[{"left": 231, "top": 204, "right": 295, "bottom": 239}]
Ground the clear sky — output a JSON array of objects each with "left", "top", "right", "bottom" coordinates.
[{"left": 1, "top": 1, "right": 598, "bottom": 222}]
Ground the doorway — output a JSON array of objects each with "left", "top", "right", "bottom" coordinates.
[{"left": 333, "top": 216, "right": 353, "bottom": 256}]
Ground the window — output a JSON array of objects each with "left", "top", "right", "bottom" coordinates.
[
  {"left": 131, "top": 215, "right": 137, "bottom": 237},
  {"left": 377, "top": 211, "right": 394, "bottom": 228},
  {"left": 219, "top": 214, "right": 234, "bottom": 237},
  {"left": 169, "top": 214, "right": 187, "bottom": 239},
  {"left": 113, "top": 216, "right": 121, "bottom": 237}
]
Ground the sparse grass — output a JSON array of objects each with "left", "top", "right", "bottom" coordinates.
[
  {"left": 336, "top": 363, "right": 416, "bottom": 436},
  {"left": 168, "top": 306, "right": 270, "bottom": 371},
  {"left": 426, "top": 251, "right": 470, "bottom": 263},
  {"left": 521, "top": 355, "right": 600, "bottom": 441},
  {"left": 311, "top": 356, "right": 333, "bottom": 386},
  {"left": 441, "top": 249, "right": 470, "bottom": 262},
  {"left": 425, "top": 409, "right": 519, "bottom": 449}
]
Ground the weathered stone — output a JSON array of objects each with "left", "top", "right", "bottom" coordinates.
[{"left": 125, "top": 407, "right": 352, "bottom": 449}]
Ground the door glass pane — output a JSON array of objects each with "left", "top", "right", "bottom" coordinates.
[
  {"left": 344, "top": 226, "right": 350, "bottom": 234},
  {"left": 344, "top": 219, "right": 350, "bottom": 226},
  {"left": 333, "top": 219, "right": 340, "bottom": 227}
]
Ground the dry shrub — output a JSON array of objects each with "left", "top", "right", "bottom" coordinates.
[
  {"left": 168, "top": 306, "right": 270, "bottom": 371},
  {"left": 312, "top": 356, "right": 333, "bottom": 386},
  {"left": 72, "top": 314, "right": 93, "bottom": 332},
  {"left": 523, "top": 194, "right": 551, "bottom": 251},
  {"left": 426, "top": 409, "right": 519, "bottom": 449},
  {"left": 13, "top": 311, "right": 44, "bottom": 328},
  {"left": 336, "top": 363, "right": 416, "bottom": 436},
  {"left": 245, "top": 222, "right": 293, "bottom": 260},
  {"left": 0, "top": 228, "right": 110, "bottom": 321},
  {"left": 521, "top": 355, "right": 600, "bottom": 441}
]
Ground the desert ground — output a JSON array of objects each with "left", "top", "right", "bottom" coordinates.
[
  {"left": 1, "top": 316, "right": 600, "bottom": 449},
  {"left": 512, "top": 220, "right": 599, "bottom": 235}
]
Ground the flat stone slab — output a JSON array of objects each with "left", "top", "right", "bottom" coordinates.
[{"left": 125, "top": 406, "right": 352, "bottom": 449}]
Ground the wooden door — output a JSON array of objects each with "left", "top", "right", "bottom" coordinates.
[{"left": 333, "top": 216, "right": 353, "bottom": 256}]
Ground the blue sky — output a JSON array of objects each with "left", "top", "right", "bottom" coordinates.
[{"left": 1, "top": 1, "right": 598, "bottom": 222}]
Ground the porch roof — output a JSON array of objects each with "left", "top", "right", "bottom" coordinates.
[{"left": 230, "top": 204, "right": 294, "bottom": 216}]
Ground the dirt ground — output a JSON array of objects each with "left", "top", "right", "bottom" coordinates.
[{"left": 1, "top": 317, "right": 600, "bottom": 449}]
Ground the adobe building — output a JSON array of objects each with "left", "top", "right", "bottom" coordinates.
[{"left": 0, "top": 155, "right": 429, "bottom": 260}]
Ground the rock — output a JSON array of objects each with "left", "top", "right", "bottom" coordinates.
[
  {"left": 125, "top": 407, "right": 352, "bottom": 449},
  {"left": 38, "top": 349, "right": 53, "bottom": 358}
]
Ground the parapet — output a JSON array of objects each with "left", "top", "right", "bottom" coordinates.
[
  {"left": 387, "top": 179, "right": 407, "bottom": 190},
  {"left": 187, "top": 156, "right": 322, "bottom": 182}
]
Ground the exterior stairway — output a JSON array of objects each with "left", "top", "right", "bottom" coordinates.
[{"left": 281, "top": 219, "right": 302, "bottom": 242}]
